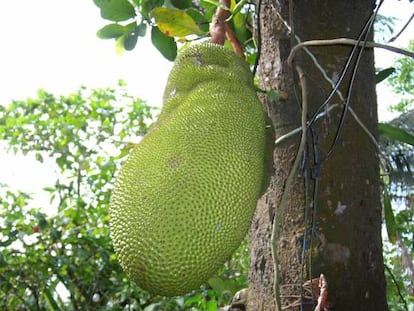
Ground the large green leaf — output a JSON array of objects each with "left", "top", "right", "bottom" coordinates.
[
  {"left": 208, "top": 276, "right": 239, "bottom": 296},
  {"left": 43, "top": 287, "right": 60, "bottom": 311},
  {"left": 107, "top": 23, "right": 139, "bottom": 52},
  {"left": 382, "top": 189, "right": 397, "bottom": 244},
  {"left": 140, "top": 0, "right": 164, "bottom": 19},
  {"left": 94, "top": 0, "right": 136, "bottom": 22},
  {"left": 151, "top": 26, "right": 177, "bottom": 61},
  {"left": 171, "top": 0, "right": 193, "bottom": 9},
  {"left": 97, "top": 23, "right": 127, "bottom": 39},
  {"left": 151, "top": 7, "right": 204, "bottom": 37},
  {"left": 378, "top": 123, "right": 414, "bottom": 146},
  {"left": 375, "top": 67, "right": 395, "bottom": 84},
  {"left": 230, "top": 5, "right": 250, "bottom": 44},
  {"left": 136, "top": 22, "right": 147, "bottom": 37},
  {"left": 123, "top": 30, "right": 138, "bottom": 51}
]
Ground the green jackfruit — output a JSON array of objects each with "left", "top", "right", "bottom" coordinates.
[{"left": 110, "top": 42, "right": 274, "bottom": 296}]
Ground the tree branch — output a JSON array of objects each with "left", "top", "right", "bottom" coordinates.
[
  {"left": 287, "top": 38, "right": 414, "bottom": 67},
  {"left": 388, "top": 12, "right": 414, "bottom": 43},
  {"left": 224, "top": 23, "right": 244, "bottom": 58}
]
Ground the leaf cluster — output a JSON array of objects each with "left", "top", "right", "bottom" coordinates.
[
  {"left": 388, "top": 40, "right": 414, "bottom": 113},
  {"left": 379, "top": 112, "right": 414, "bottom": 310},
  {"left": 0, "top": 82, "right": 154, "bottom": 310},
  {"left": 94, "top": 0, "right": 256, "bottom": 62}
]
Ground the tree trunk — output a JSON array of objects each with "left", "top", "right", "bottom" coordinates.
[{"left": 248, "top": 1, "right": 388, "bottom": 310}]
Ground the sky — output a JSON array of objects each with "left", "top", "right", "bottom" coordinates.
[
  {"left": 0, "top": 0, "right": 173, "bottom": 210},
  {"left": 0, "top": 0, "right": 413, "bottom": 214},
  {"left": 0, "top": 0, "right": 172, "bottom": 107}
]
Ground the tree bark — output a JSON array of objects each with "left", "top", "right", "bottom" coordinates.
[{"left": 248, "top": 1, "right": 388, "bottom": 310}]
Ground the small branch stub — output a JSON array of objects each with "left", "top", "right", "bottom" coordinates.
[
  {"left": 210, "top": 0, "right": 230, "bottom": 45},
  {"left": 210, "top": 0, "right": 244, "bottom": 58}
]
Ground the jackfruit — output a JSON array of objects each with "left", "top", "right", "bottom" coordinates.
[{"left": 110, "top": 42, "right": 274, "bottom": 296}]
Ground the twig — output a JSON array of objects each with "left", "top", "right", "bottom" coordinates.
[
  {"left": 252, "top": 0, "right": 262, "bottom": 75},
  {"left": 347, "top": 106, "right": 379, "bottom": 150},
  {"left": 275, "top": 104, "right": 379, "bottom": 152},
  {"left": 287, "top": 38, "right": 414, "bottom": 67},
  {"left": 224, "top": 23, "right": 244, "bottom": 58},
  {"left": 271, "top": 65, "right": 308, "bottom": 311},
  {"left": 294, "top": 35, "right": 345, "bottom": 102},
  {"left": 314, "top": 274, "right": 328, "bottom": 311},
  {"left": 324, "top": 13, "right": 376, "bottom": 159},
  {"left": 275, "top": 104, "right": 339, "bottom": 146},
  {"left": 384, "top": 264, "right": 409, "bottom": 311},
  {"left": 388, "top": 12, "right": 414, "bottom": 43},
  {"left": 276, "top": 34, "right": 381, "bottom": 150}
]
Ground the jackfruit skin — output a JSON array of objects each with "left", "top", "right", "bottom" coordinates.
[{"left": 110, "top": 42, "right": 274, "bottom": 296}]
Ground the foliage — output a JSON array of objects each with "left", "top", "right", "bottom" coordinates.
[
  {"left": 374, "top": 38, "right": 414, "bottom": 309},
  {"left": 388, "top": 40, "right": 414, "bottom": 113},
  {"left": 380, "top": 110, "right": 414, "bottom": 310},
  {"left": 0, "top": 83, "right": 152, "bottom": 310},
  {"left": 0, "top": 84, "right": 248, "bottom": 310},
  {"left": 374, "top": 14, "right": 396, "bottom": 43},
  {"left": 93, "top": 0, "right": 256, "bottom": 64}
]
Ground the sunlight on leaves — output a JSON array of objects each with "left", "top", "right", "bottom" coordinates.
[{"left": 151, "top": 7, "right": 204, "bottom": 37}]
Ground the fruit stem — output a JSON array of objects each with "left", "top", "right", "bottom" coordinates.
[
  {"left": 210, "top": 0, "right": 244, "bottom": 58},
  {"left": 210, "top": 0, "right": 230, "bottom": 45}
]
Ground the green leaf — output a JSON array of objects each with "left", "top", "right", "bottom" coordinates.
[
  {"left": 56, "top": 155, "right": 67, "bottom": 169},
  {"left": 201, "top": 0, "right": 220, "bottom": 8},
  {"left": 121, "top": 22, "right": 140, "bottom": 50},
  {"left": 115, "top": 35, "right": 126, "bottom": 54},
  {"left": 183, "top": 293, "right": 203, "bottom": 306},
  {"left": 123, "top": 31, "right": 138, "bottom": 51},
  {"left": 97, "top": 23, "right": 126, "bottom": 39},
  {"left": 378, "top": 123, "right": 414, "bottom": 146},
  {"left": 94, "top": 0, "right": 136, "bottom": 22},
  {"left": 42, "top": 187, "right": 55, "bottom": 192},
  {"left": 36, "top": 212, "right": 48, "bottom": 229},
  {"left": 35, "top": 152, "right": 44, "bottom": 162},
  {"left": 186, "top": 9, "right": 209, "bottom": 32},
  {"left": 171, "top": 0, "right": 193, "bottom": 9},
  {"left": 266, "top": 90, "right": 280, "bottom": 101},
  {"left": 375, "top": 67, "right": 395, "bottom": 84},
  {"left": 151, "top": 7, "right": 204, "bottom": 37},
  {"left": 43, "top": 287, "right": 60, "bottom": 311},
  {"left": 151, "top": 26, "right": 177, "bottom": 61},
  {"left": 136, "top": 22, "right": 147, "bottom": 37},
  {"left": 206, "top": 299, "right": 218, "bottom": 311},
  {"left": 231, "top": 0, "right": 247, "bottom": 16},
  {"left": 105, "top": 22, "right": 139, "bottom": 53},
  {"left": 208, "top": 276, "right": 239, "bottom": 296},
  {"left": 0, "top": 235, "right": 15, "bottom": 247},
  {"left": 231, "top": 9, "right": 250, "bottom": 44},
  {"left": 383, "top": 189, "right": 397, "bottom": 244}
]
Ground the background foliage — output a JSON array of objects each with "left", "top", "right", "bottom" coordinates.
[
  {"left": 0, "top": 83, "right": 247, "bottom": 310},
  {"left": 388, "top": 40, "right": 414, "bottom": 113},
  {"left": 380, "top": 41, "right": 414, "bottom": 308}
]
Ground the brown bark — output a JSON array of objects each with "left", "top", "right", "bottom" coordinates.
[{"left": 248, "top": 1, "right": 388, "bottom": 310}]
